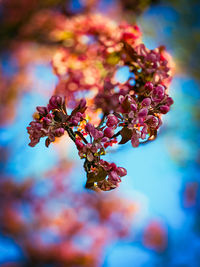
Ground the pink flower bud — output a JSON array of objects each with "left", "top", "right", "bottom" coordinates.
[
  {"left": 138, "top": 108, "right": 148, "bottom": 118},
  {"left": 104, "top": 127, "right": 114, "bottom": 138},
  {"left": 76, "top": 112, "right": 83, "bottom": 118},
  {"left": 85, "top": 123, "right": 94, "bottom": 133},
  {"left": 145, "top": 82, "right": 154, "bottom": 91},
  {"left": 117, "top": 167, "right": 127, "bottom": 177},
  {"left": 165, "top": 97, "right": 174, "bottom": 106},
  {"left": 101, "top": 137, "right": 109, "bottom": 143},
  {"left": 93, "top": 129, "right": 103, "bottom": 140},
  {"left": 55, "top": 128, "right": 64, "bottom": 137},
  {"left": 75, "top": 139, "right": 84, "bottom": 150},
  {"left": 36, "top": 106, "right": 48, "bottom": 115},
  {"left": 109, "top": 171, "right": 120, "bottom": 181},
  {"left": 106, "top": 114, "right": 119, "bottom": 127},
  {"left": 147, "top": 52, "right": 157, "bottom": 62},
  {"left": 160, "top": 105, "right": 170, "bottom": 114},
  {"left": 152, "top": 85, "right": 165, "bottom": 102},
  {"left": 49, "top": 95, "right": 62, "bottom": 109},
  {"left": 146, "top": 115, "right": 159, "bottom": 128},
  {"left": 43, "top": 117, "right": 52, "bottom": 125},
  {"left": 110, "top": 163, "right": 117, "bottom": 171},
  {"left": 128, "top": 111, "right": 135, "bottom": 118},
  {"left": 130, "top": 103, "right": 137, "bottom": 111},
  {"left": 141, "top": 98, "right": 151, "bottom": 107}
]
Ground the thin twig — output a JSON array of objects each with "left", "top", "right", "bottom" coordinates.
[
  {"left": 65, "top": 126, "right": 76, "bottom": 142},
  {"left": 97, "top": 113, "right": 107, "bottom": 129},
  {"left": 75, "top": 131, "right": 88, "bottom": 144}
]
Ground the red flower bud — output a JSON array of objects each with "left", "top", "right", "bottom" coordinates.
[
  {"left": 75, "top": 139, "right": 84, "bottom": 150},
  {"left": 160, "top": 105, "right": 170, "bottom": 114},
  {"left": 104, "top": 127, "right": 114, "bottom": 138},
  {"left": 138, "top": 108, "right": 148, "bottom": 118},
  {"left": 141, "top": 98, "right": 151, "bottom": 107},
  {"left": 106, "top": 114, "right": 119, "bottom": 127},
  {"left": 145, "top": 82, "right": 154, "bottom": 92},
  {"left": 36, "top": 106, "right": 48, "bottom": 116},
  {"left": 117, "top": 167, "right": 127, "bottom": 177}
]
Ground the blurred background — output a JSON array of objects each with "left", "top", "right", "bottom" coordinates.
[{"left": 0, "top": 0, "right": 200, "bottom": 266}]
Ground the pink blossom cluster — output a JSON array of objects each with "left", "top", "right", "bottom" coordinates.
[
  {"left": 27, "top": 96, "right": 86, "bottom": 147},
  {"left": 27, "top": 14, "right": 174, "bottom": 191}
]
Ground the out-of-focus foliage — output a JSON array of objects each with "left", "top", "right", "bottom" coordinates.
[
  {"left": 138, "top": 0, "right": 200, "bottom": 80},
  {"left": 166, "top": 0, "right": 200, "bottom": 80},
  {"left": 0, "top": 160, "right": 137, "bottom": 266}
]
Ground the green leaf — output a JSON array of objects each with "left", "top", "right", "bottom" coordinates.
[{"left": 87, "top": 167, "right": 107, "bottom": 183}]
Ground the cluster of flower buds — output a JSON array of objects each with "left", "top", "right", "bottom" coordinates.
[
  {"left": 27, "top": 94, "right": 126, "bottom": 191},
  {"left": 27, "top": 96, "right": 65, "bottom": 147},
  {"left": 27, "top": 96, "right": 86, "bottom": 147},
  {"left": 27, "top": 14, "right": 174, "bottom": 191},
  {"left": 114, "top": 82, "right": 174, "bottom": 147},
  {"left": 97, "top": 160, "right": 127, "bottom": 191},
  {"left": 74, "top": 119, "right": 124, "bottom": 190}
]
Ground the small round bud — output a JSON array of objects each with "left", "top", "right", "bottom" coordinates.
[
  {"left": 165, "top": 97, "right": 174, "bottom": 106},
  {"left": 160, "top": 105, "right": 170, "bottom": 114},
  {"left": 106, "top": 114, "right": 119, "bottom": 127},
  {"left": 75, "top": 139, "right": 84, "bottom": 150},
  {"left": 36, "top": 106, "right": 48, "bottom": 116},
  {"left": 145, "top": 82, "right": 154, "bottom": 91},
  {"left": 141, "top": 98, "right": 151, "bottom": 107},
  {"left": 104, "top": 127, "right": 115, "bottom": 138},
  {"left": 55, "top": 128, "right": 64, "bottom": 137},
  {"left": 138, "top": 108, "right": 148, "bottom": 118},
  {"left": 117, "top": 167, "right": 127, "bottom": 177}
]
